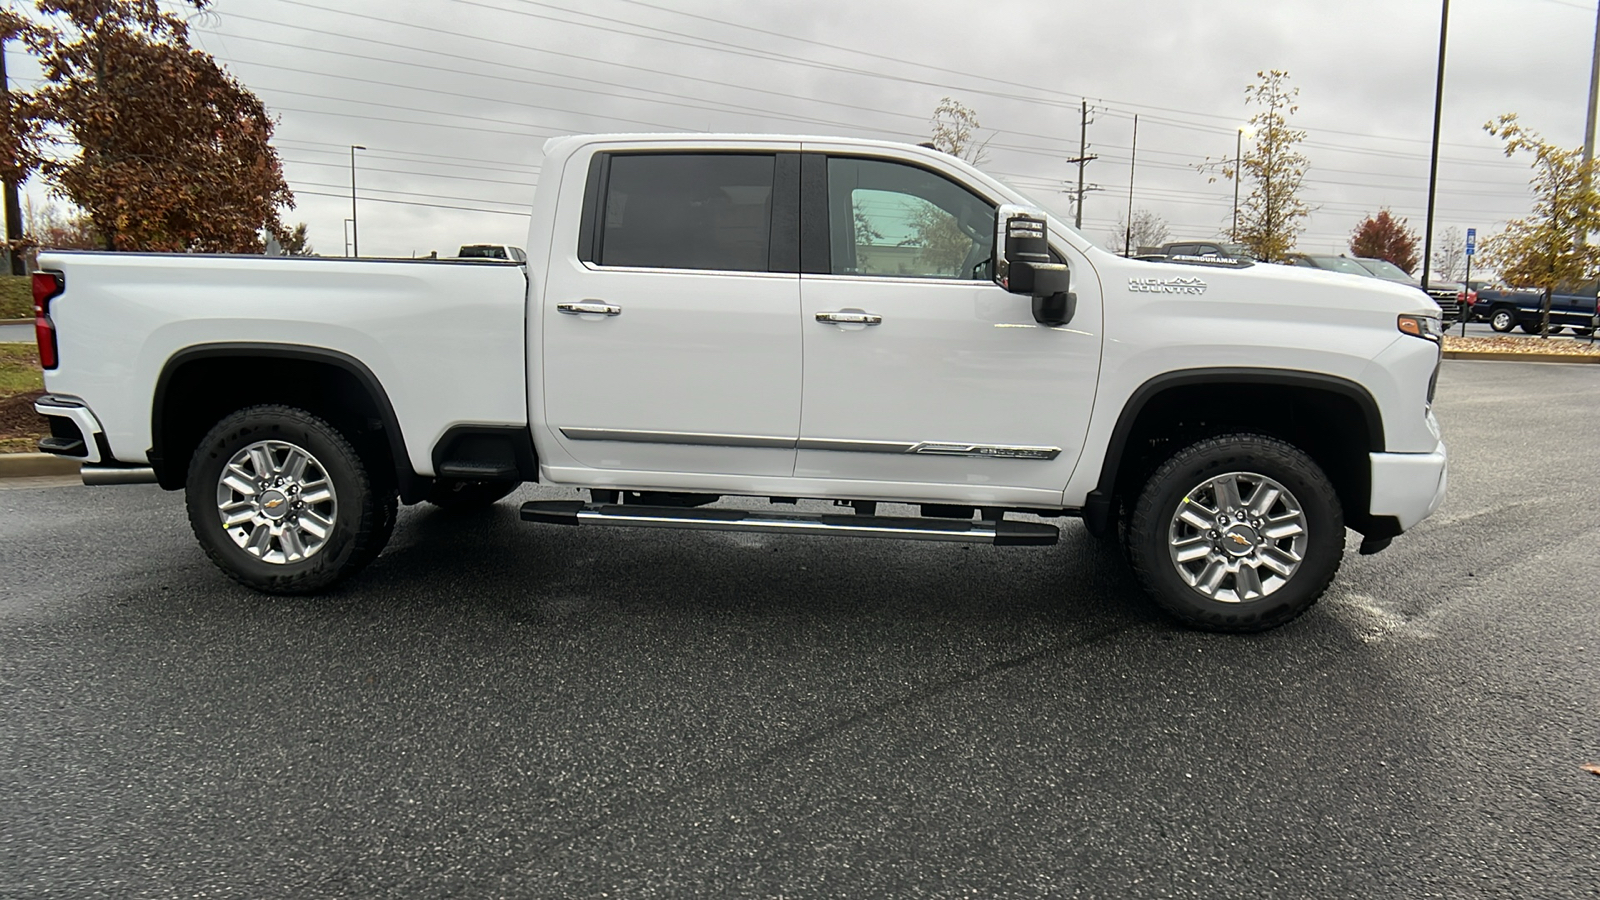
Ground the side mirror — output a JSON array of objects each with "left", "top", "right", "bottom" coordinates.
[{"left": 995, "top": 204, "right": 1076, "bottom": 326}]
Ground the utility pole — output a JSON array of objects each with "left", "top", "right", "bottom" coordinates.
[
  {"left": 1, "top": 38, "right": 25, "bottom": 276},
  {"left": 1580, "top": 1, "right": 1600, "bottom": 249},
  {"left": 349, "top": 145, "right": 365, "bottom": 257},
  {"left": 1420, "top": 0, "right": 1450, "bottom": 292},
  {"left": 1064, "top": 100, "right": 1098, "bottom": 229},
  {"left": 1124, "top": 114, "right": 1138, "bottom": 257}
]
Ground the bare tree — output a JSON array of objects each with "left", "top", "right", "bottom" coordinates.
[
  {"left": 1430, "top": 226, "right": 1465, "bottom": 282},
  {"left": 1108, "top": 208, "right": 1170, "bottom": 254},
  {"left": 929, "top": 97, "right": 991, "bottom": 166}
]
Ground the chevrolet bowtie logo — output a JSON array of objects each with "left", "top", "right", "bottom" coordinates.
[
  {"left": 264, "top": 498, "right": 285, "bottom": 509},
  {"left": 1228, "top": 533, "right": 1251, "bottom": 546}
]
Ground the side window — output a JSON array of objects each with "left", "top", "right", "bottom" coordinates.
[
  {"left": 597, "top": 153, "right": 775, "bottom": 272},
  {"left": 827, "top": 157, "right": 995, "bottom": 280}
]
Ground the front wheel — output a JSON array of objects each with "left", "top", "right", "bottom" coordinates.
[
  {"left": 1490, "top": 309, "right": 1515, "bottom": 332},
  {"left": 1125, "top": 434, "right": 1344, "bottom": 632},
  {"left": 186, "top": 405, "right": 389, "bottom": 594}
]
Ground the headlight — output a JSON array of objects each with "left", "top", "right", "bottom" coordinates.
[{"left": 1397, "top": 314, "right": 1443, "bottom": 343}]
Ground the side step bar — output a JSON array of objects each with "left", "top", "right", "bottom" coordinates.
[{"left": 520, "top": 500, "right": 1058, "bottom": 546}]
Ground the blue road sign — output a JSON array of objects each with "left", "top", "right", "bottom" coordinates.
[{"left": 1466, "top": 227, "right": 1476, "bottom": 257}]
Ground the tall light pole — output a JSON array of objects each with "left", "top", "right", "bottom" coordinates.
[
  {"left": 1420, "top": 0, "right": 1449, "bottom": 292},
  {"left": 343, "top": 218, "right": 354, "bottom": 257},
  {"left": 1232, "top": 125, "right": 1253, "bottom": 242},
  {"left": 349, "top": 145, "right": 366, "bottom": 257}
]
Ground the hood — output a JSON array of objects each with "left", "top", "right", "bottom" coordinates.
[{"left": 1110, "top": 255, "right": 1442, "bottom": 318}]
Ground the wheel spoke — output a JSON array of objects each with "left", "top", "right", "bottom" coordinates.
[
  {"left": 1196, "top": 559, "right": 1228, "bottom": 594},
  {"left": 280, "top": 448, "right": 309, "bottom": 484},
  {"left": 1248, "top": 485, "right": 1282, "bottom": 516},
  {"left": 220, "top": 501, "right": 256, "bottom": 528},
  {"left": 1259, "top": 545, "right": 1300, "bottom": 577},
  {"left": 1214, "top": 475, "right": 1244, "bottom": 513},
  {"left": 245, "top": 523, "right": 273, "bottom": 557},
  {"left": 1177, "top": 500, "right": 1215, "bottom": 531},
  {"left": 1172, "top": 534, "right": 1212, "bottom": 563},
  {"left": 248, "top": 445, "right": 274, "bottom": 479},
  {"left": 280, "top": 527, "right": 306, "bottom": 561},
  {"left": 297, "top": 509, "right": 333, "bottom": 539},
  {"left": 1235, "top": 564, "right": 1264, "bottom": 599},
  {"left": 1263, "top": 514, "right": 1305, "bottom": 540},
  {"left": 300, "top": 482, "right": 333, "bottom": 505}
]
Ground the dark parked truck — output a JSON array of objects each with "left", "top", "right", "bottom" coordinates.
[
  {"left": 28, "top": 133, "right": 1448, "bottom": 633},
  {"left": 1474, "top": 282, "right": 1599, "bottom": 335}
]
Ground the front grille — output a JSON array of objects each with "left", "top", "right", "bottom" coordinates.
[{"left": 1426, "top": 289, "right": 1461, "bottom": 320}]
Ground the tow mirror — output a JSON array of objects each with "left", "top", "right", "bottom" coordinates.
[{"left": 994, "top": 204, "right": 1076, "bottom": 326}]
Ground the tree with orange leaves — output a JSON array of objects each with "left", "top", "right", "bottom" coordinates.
[{"left": 3, "top": 0, "right": 293, "bottom": 253}]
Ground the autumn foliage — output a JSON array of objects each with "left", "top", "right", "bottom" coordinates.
[
  {"left": 2, "top": 0, "right": 293, "bottom": 253},
  {"left": 1349, "top": 209, "right": 1419, "bottom": 274}
]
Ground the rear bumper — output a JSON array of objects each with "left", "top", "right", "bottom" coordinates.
[
  {"left": 33, "top": 394, "right": 106, "bottom": 463},
  {"left": 1368, "top": 441, "right": 1448, "bottom": 532}
]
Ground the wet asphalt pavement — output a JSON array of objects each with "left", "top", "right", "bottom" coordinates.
[{"left": 2, "top": 360, "right": 1598, "bottom": 899}]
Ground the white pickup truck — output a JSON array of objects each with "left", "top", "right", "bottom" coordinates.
[{"left": 29, "top": 133, "right": 1447, "bottom": 632}]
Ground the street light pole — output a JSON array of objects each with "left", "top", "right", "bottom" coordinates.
[
  {"left": 350, "top": 145, "right": 366, "bottom": 257},
  {"left": 1420, "top": 0, "right": 1450, "bottom": 293},
  {"left": 1232, "top": 127, "right": 1243, "bottom": 242},
  {"left": 344, "top": 218, "right": 354, "bottom": 258}
]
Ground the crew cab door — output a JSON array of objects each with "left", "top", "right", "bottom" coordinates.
[
  {"left": 541, "top": 150, "right": 802, "bottom": 477},
  {"left": 796, "top": 155, "right": 1102, "bottom": 502}
]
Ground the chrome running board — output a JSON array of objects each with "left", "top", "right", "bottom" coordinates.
[{"left": 520, "top": 501, "right": 1058, "bottom": 546}]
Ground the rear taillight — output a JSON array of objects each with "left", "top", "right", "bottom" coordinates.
[{"left": 33, "top": 271, "right": 63, "bottom": 370}]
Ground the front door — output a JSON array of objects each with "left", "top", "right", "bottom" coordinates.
[
  {"left": 797, "top": 155, "right": 1102, "bottom": 503},
  {"left": 541, "top": 150, "right": 802, "bottom": 478}
]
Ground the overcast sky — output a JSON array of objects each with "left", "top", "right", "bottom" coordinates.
[{"left": 8, "top": 0, "right": 1599, "bottom": 265}]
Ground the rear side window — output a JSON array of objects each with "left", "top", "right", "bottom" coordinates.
[{"left": 595, "top": 154, "right": 775, "bottom": 272}]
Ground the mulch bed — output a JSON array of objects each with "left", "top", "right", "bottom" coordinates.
[
  {"left": 0, "top": 389, "right": 47, "bottom": 447},
  {"left": 1442, "top": 335, "right": 1600, "bottom": 357}
]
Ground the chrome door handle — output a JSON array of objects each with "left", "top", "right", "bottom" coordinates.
[
  {"left": 557, "top": 301, "right": 622, "bottom": 316},
  {"left": 815, "top": 310, "right": 882, "bottom": 325}
]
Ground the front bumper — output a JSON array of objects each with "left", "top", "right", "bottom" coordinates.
[{"left": 1368, "top": 441, "right": 1448, "bottom": 532}]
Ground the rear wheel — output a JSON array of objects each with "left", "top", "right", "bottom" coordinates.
[
  {"left": 1519, "top": 321, "right": 1543, "bottom": 334},
  {"left": 425, "top": 477, "right": 519, "bottom": 510},
  {"left": 1490, "top": 309, "right": 1515, "bottom": 332},
  {"left": 1126, "top": 434, "right": 1344, "bottom": 633},
  {"left": 186, "top": 405, "right": 389, "bottom": 593}
]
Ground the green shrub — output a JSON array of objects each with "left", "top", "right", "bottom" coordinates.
[{"left": 0, "top": 276, "right": 30, "bottom": 320}]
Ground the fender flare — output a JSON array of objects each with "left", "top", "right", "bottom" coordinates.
[{"left": 1081, "top": 367, "right": 1384, "bottom": 536}]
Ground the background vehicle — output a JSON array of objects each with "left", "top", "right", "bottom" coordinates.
[
  {"left": 1475, "top": 282, "right": 1599, "bottom": 334},
  {"left": 455, "top": 243, "right": 527, "bottom": 261},
  {"left": 1283, "top": 253, "right": 1382, "bottom": 278},
  {"left": 1351, "top": 257, "right": 1472, "bottom": 322},
  {"left": 29, "top": 133, "right": 1448, "bottom": 633}
]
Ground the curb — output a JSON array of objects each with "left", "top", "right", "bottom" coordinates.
[
  {"left": 0, "top": 452, "right": 81, "bottom": 478},
  {"left": 0, "top": 318, "right": 30, "bottom": 327},
  {"left": 1443, "top": 350, "right": 1600, "bottom": 363}
]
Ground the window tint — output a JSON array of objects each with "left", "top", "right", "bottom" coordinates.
[
  {"left": 827, "top": 157, "right": 994, "bottom": 279},
  {"left": 599, "top": 154, "right": 774, "bottom": 272}
]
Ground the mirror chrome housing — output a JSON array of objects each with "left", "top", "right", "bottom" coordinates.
[{"left": 995, "top": 204, "right": 1076, "bottom": 326}]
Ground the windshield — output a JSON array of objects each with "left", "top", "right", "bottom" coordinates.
[{"left": 1353, "top": 257, "right": 1416, "bottom": 283}]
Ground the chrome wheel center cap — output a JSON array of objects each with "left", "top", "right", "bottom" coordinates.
[
  {"left": 258, "top": 489, "right": 291, "bottom": 520},
  {"left": 1221, "top": 524, "right": 1259, "bottom": 557}
]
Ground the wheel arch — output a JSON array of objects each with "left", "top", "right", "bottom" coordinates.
[
  {"left": 150, "top": 343, "right": 422, "bottom": 501},
  {"left": 1084, "top": 368, "right": 1385, "bottom": 538}
]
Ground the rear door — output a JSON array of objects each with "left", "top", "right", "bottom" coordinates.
[{"left": 541, "top": 150, "right": 803, "bottom": 477}]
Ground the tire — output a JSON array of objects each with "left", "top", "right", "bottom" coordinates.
[
  {"left": 1519, "top": 321, "right": 1542, "bottom": 334},
  {"left": 1490, "top": 309, "right": 1515, "bottom": 332},
  {"left": 186, "top": 405, "right": 389, "bottom": 594},
  {"left": 1125, "top": 434, "right": 1344, "bottom": 633},
  {"left": 425, "top": 477, "right": 519, "bottom": 510}
]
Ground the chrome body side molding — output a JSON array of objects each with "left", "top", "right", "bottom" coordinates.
[{"left": 559, "top": 427, "right": 1060, "bottom": 460}]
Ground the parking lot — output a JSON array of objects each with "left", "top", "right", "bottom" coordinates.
[{"left": 2, "top": 359, "right": 1597, "bottom": 899}]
